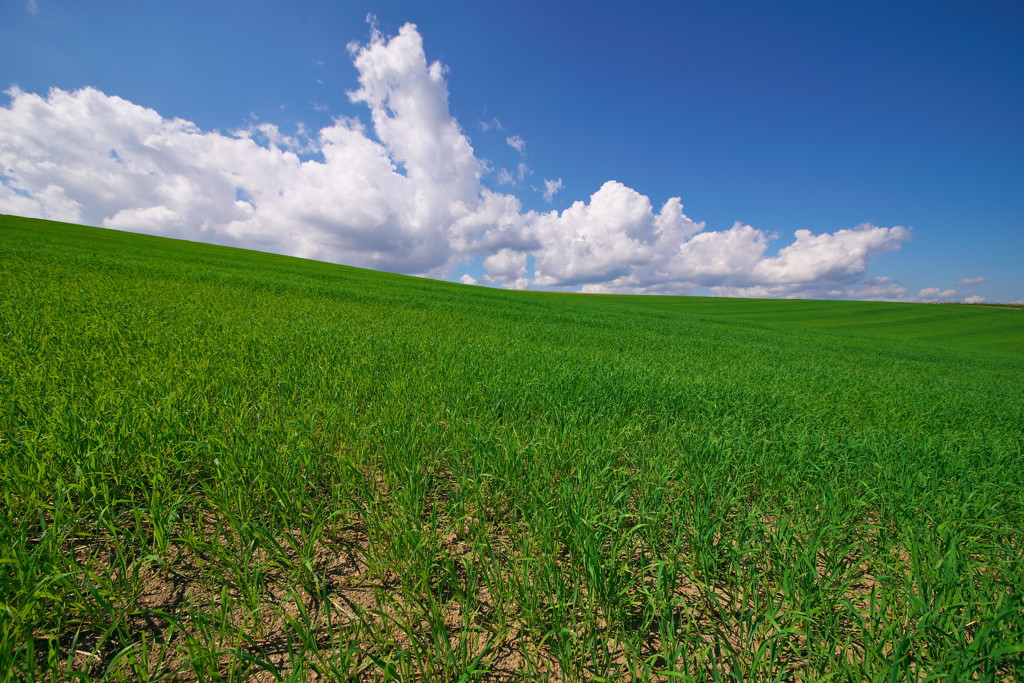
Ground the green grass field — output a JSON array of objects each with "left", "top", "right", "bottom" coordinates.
[{"left": 2, "top": 214, "right": 1023, "bottom": 681}]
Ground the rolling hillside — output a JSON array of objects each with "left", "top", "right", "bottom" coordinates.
[{"left": 2, "top": 214, "right": 1022, "bottom": 681}]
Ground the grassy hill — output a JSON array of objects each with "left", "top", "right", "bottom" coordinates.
[
  {"left": 2, "top": 214, "right": 1022, "bottom": 681},
  {"left": 601, "top": 295, "right": 1024, "bottom": 354}
]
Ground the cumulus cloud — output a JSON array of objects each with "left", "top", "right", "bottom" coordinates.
[
  {"left": 956, "top": 276, "right": 987, "bottom": 287},
  {"left": 0, "top": 22, "right": 918, "bottom": 300},
  {"left": 917, "top": 287, "right": 959, "bottom": 303},
  {"left": 483, "top": 248, "right": 528, "bottom": 288},
  {"left": 963, "top": 295, "right": 985, "bottom": 304},
  {"left": 542, "top": 178, "right": 563, "bottom": 203},
  {"left": 0, "top": 25, "right": 499, "bottom": 276},
  {"left": 519, "top": 180, "right": 908, "bottom": 297},
  {"left": 753, "top": 225, "right": 910, "bottom": 285}
]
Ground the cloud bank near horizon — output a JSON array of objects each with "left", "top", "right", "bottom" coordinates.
[{"left": 0, "top": 23, "right": 972, "bottom": 301}]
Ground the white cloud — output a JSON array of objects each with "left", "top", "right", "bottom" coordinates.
[
  {"left": 542, "top": 178, "right": 563, "bottom": 203},
  {"left": 483, "top": 247, "right": 527, "bottom": 284},
  {"left": 751, "top": 225, "right": 910, "bottom": 285},
  {"left": 711, "top": 279, "right": 911, "bottom": 301},
  {"left": 528, "top": 181, "right": 704, "bottom": 289},
  {"left": 674, "top": 222, "right": 768, "bottom": 283},
  {"left": 833, "top": 280, "right": 910, "bottom": 301},
  {"left": 479, "top": 118, "right": 502, "bottom": 132},
  {"left": 714, "top": 279, "right": 988, "bottom": 304},
  {"left": 0, "top": 26, "right": 498, "bottom": 276},
  {"left": 459, "top": 273, "right": 477, "bottom": 285},
  {"left": 522, "top": 180, "right": 908, "bottom": 297},
  {"left": 956, "top": 276, "right": 987, "bottom": 287},
  {"left": 0, "top": 23, "right": 920, "bottom": 301},
  {"left": 506, "top": 135, "right": 525, "bottom": 154},
  {"left": 917, "top": 287, "right": 959, "bottom": 302}
]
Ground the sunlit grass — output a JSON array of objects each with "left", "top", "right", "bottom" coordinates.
[{"left": 2, "top": 214, "right": 1023, "bottom": 681}]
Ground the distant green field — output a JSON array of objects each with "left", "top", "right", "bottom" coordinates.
[
  {"left": 603, "top": 295, "right": 1024, "bottom": 354},
  {"left": 2, "top": 214, "right": 1023, "bottom": 681}
]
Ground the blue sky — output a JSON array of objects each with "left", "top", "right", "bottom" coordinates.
[{"left": 1, "top": 0, "right": 1021, "bottom": 302}]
